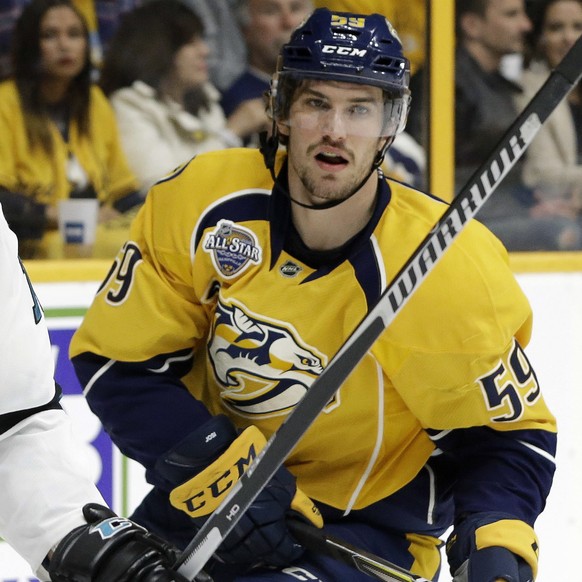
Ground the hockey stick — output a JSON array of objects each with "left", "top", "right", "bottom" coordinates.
[
  {"left": 287, "top": 519, "right": 430, "bottom": 582},
  {"left": 175, "top": 35, "right": 582, "bottom": 581}
]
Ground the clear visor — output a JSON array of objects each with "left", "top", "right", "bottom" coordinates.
[{"left": 277, "top": 93, "right": 410, "bottom": 138}]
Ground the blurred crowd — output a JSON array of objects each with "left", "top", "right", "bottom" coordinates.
[
  {"left": 408, "top": 0, "right": 582, "bottom": 251},
  {"left": 0, "top": 0, "right": 580, "bottom": 258}
]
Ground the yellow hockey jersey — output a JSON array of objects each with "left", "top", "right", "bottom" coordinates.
[
  {"left": 71, "top": 148, "right": 556, "bottom": 515},
  {"left": 0, "top": 80, "right": 139, "bottom": 207}
]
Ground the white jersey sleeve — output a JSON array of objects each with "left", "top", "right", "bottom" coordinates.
[{"left": 0, "top": 206, "right": 105, "bottom": 578}]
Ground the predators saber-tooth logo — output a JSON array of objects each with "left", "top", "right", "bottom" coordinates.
[
  {"left": 208, "top": 299, "right": 331, "bottom": 418},
  {"left": 203, "top": 220, "right": 262, "bottom": 278}
]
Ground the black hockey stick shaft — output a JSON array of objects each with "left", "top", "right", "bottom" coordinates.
[
  {"left": 287, "top": 519, "right": 430, "bottom": 582},
  {"left": 175, "top": 35, "right": 582, "bottom": 581}
]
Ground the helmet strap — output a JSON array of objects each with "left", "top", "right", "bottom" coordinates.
[
  {"left": 259, "top": 126, "right": 279, "bottom": 182},
  {"left": 374, "top": 135, "right": 394, "bottom": 170}
]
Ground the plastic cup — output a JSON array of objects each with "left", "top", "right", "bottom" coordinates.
[{"left": 57, "top": 199, "right": 99, "bottom": 258}]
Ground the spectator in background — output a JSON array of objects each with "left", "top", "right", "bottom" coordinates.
[
  {"left": 142, "top": 0, "right": 247, "bottom": 93},
  {"left": 221, "top": 0, "right": 314, "bottom": 146},
  {"left": 455, "top": 0, "right": 582, "bottom": 250},
  {"left": 409, "top": 0, "right": 579, "bottom": 250},
  {"left": 407, "top": 0, "right": 529, "bottom": 149},
  {"left": 0, "top": 0, "right": 142, "bottom": 259},
  {"left": 0, "top": 0, "right": 140, "bottom": 79},
  {"left": 452, "top": 0, "right": 531, "bottom": 191},
  {"left": 100, "top": 0, "right": 269, "bottom": 191},
  {"left": 515, "top": 0, "right": 582, "bottom": 246}
]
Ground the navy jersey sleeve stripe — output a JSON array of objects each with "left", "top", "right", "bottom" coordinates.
[
  {"left": 426, "top": 426, "right": 556, "bottom": 525},
  {"left": 349, "top": 241, "right": 385, "bottom": 310}
]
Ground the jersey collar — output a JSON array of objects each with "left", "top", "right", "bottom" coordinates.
[{"left": 268, "top": 161, "right": 392, "bottom": 273}]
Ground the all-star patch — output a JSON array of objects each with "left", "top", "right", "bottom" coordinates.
[
  {"left": 280, "top": 260, "right": 302, "bottom": 278},
  {"left": 203, "top": 220, "right": 262, "bottom": 278}
]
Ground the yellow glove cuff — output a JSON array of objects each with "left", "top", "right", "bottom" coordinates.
[
  {"left": 475, "top": 519, "right": 540, "bottom": 578},
  {"left": 169, "top": 425, "right": 323, "bottom": 529},
  {"left": 170, "top": 425, "right": 266, "bottom": 518}
]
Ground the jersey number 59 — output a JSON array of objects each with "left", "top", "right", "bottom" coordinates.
[{"left": 478, "top": 339, "right": 541, "bottom": 422}]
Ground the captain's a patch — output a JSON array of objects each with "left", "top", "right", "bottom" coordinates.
[{"left": 203, "top": 220, "right": 262, "bottom": 278}]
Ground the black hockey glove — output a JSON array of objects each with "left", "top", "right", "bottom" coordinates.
[
  {"left": 48, "top": 503, "right": 187, "bottom": 582},
  {"left": 447, "top": 514, "right": 536, "bottom": 582},
  {"left": 155, "top": 414, "right": 323, "bottom": 570}
]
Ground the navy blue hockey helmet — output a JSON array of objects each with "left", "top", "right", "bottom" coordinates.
[{"left": 270, "top": 8, "right": 411, "bottom": 135}]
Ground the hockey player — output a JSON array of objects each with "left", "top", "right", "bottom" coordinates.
[
  {"left": 70, "top": 8, "right": 557, "bottom": 582},
  {"left": 0, "top": 206, "right": 184, "bottom": 581}
]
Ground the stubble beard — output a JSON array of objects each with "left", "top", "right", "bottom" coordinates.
[
  {"left": 296, "top": 167, "right": 362, "bottom": 205},
  {"left": 288, "top": 134, "right": 382, "bottom": 206}
]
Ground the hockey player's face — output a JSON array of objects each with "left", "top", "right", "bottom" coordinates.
[{"left": 280, "top": 80, "right": 386, "bottom": 205}]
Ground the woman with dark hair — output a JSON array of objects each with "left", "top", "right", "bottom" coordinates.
[
  {"left": 0, "top": 0, "right": 142, "bottom": 259},
  {"left": 100, "top": 0, "right": 269, "bottom": 191},
  {"left": 516, "top": 0, "right": 582, "bottom": 245}
]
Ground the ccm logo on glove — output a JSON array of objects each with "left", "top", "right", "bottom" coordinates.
[{"left": 170, "top": 425, "right": 264, "bottom": 517}]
